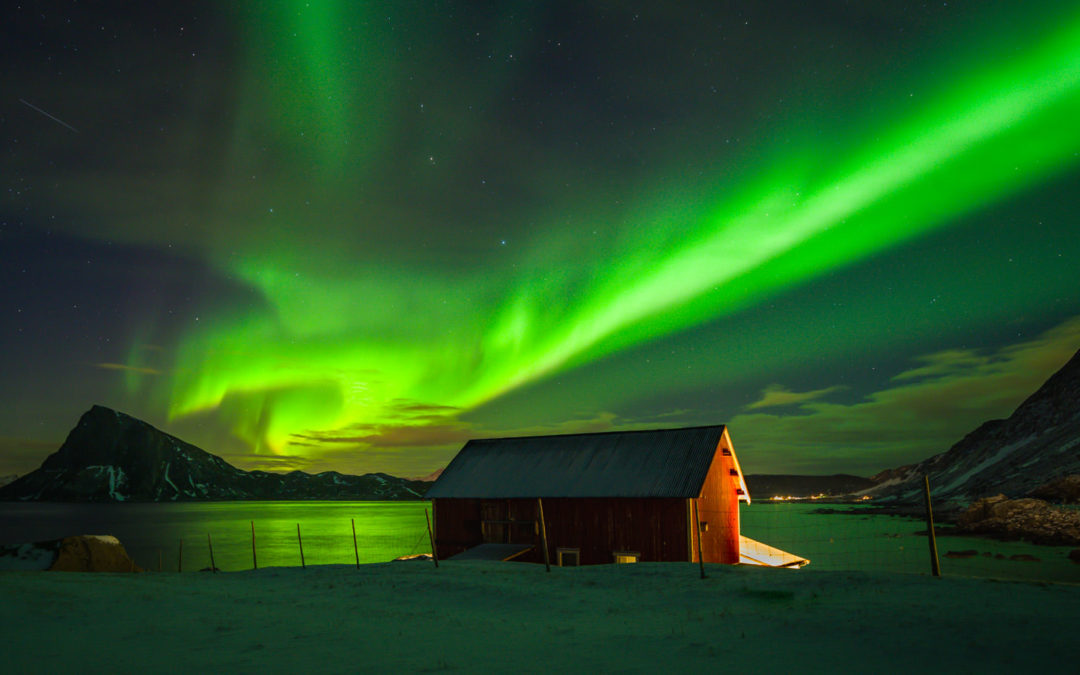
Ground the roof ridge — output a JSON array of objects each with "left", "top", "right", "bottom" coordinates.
[{"left": 468, "top": 424, "right": 727, "bottom": 444}]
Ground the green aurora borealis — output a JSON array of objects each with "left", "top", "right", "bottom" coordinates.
[{"left": 3, "top": 2, "right": 1080, "bottom": 477}]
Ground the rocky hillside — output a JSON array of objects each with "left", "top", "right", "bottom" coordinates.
[
  {"left": 865, "top": 347, "right": 1080, "bottom": 503},
  {"left": 0, "top": 406, "right": 430, "bottom": 502},
  {"left": 954, "top": 495, "right": 1080, "bottom": 545}
]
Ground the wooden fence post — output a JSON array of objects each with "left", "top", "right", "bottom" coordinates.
[
  {"left": 178, "top": 539, "right": 183, "bottom": 573},
  {"left": 297, "top": 523, "right": 306, "bottom": 569},
  {"left": 923, "top": 474, "right": 941, "bottom": 577},
  {"left": 694, "top": 499, "right": 706, "bottom": 579},
  {"left": 352, "top": 518, "right": 360, "bottom": 569},
  {"left": 207, "top": 533, "right": 217, "bottom": 573},
  {"left": 251, "top": 521, "right": 258, "bottom": 570},
  {"left": 425, "top": 508, "right": 439, "bottom": 568},
  {"left": 537, "top": 498, "right": 550, "bottom": 572}
]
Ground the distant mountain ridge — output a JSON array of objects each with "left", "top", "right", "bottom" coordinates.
[
  {"left": 0, "top": 406, "right": 430, "bottom": 502},
  {"left": 744, "top": 474, "right": 876, "bottom": 499},
  {"left": 865, "top": 347, "right": 1080, "bottom": 503}
]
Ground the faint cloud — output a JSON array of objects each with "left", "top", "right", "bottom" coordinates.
[
  {"left": 230, "top": 453, "right": 319, "bottom": 473},
  {"left": 387, "top": 400, "right": 461, "bottom": 414},
  {"left": 92, "top": 362, "right": 162, "bottom": 375},
  {"left": 746, "top": 384, "right": 846, "bottom": 410},
  {"left": 290, "top": 400, "right": 623, "bottom": 453},
  {"left": 891, "top": 349, "right": 996, "bottom": 381},
  {"left": 0, "top": 437, "right": 61, "bottom": 475},
  {"left": 497, "top": 411, "right": 621, "bottom": 437},
  {"left": 298, "top": 422, "right": 475, "bottom": 449}
]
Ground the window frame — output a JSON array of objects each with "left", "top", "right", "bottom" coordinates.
[{"left": 556, "top": 547, "right": 581, "bottom": 567}]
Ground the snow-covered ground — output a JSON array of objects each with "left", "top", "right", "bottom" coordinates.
[{"left": 2, "top": 561, "right": 1077, "bottom": 672}]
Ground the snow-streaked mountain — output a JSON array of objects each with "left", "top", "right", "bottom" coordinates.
[
  {"left": 865, "top": 348, "right": 1080, "bottom": 503},
  {"left": 0, "top": 406, "right": 430, "bottom": 502}
]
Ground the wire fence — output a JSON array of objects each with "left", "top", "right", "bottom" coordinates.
[
  {"left": 107, "top": 502, "right": 435, "bottom": 573},
  {"left": 158, "top": 517, "right": 432, "bottom": 573}
]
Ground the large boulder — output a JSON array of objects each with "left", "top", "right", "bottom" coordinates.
[
  {"left": 50, "top": 535, "right": 142, "bottom": 572},
  {"left": 956, "top": 495, "right": 1080, "bottom": 545},
  {"left": 1029, "top": 475, "right": 1080, "bottom": 504}
]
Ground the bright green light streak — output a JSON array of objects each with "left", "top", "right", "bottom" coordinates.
[
  {"left": 167, "top": 9, "right": 1080, "bottom": 455},
  {"left": 239, "top": 1, "right": 385, "bottom": 173},
  {"left": 457, "top": 10, "right": 1080, "bottom": 407}
]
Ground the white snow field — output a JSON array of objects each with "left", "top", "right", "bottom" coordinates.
[{"left": 1, "top": 561, "right": 1077, "bottom": 673}]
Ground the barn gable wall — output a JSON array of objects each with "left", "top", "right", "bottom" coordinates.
[{"left": 691, "top": 432, "right": 741, "bottom": 564}]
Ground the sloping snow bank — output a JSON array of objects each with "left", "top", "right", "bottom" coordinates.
[
  {"left": 2, "top": 561, "right": 1078, "bottom": 672},
  {"left": 0, "top": 535, "right": 140, "bottom": 572},
  {"left": 0, "top": 542, "right": 56, "bottom": 571}
]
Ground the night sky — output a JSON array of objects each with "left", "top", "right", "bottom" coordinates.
[{"left": 3, "top": 1, "right": 1079, "bottom": 479}]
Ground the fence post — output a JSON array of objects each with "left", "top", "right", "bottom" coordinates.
[
  {"left": 251, "top": 521, "right": 258, "bottom": 570},
  {"left": 207, "top": 533, "right": 217, "bottom": 573},
  {"left": 178, "top": 539, "right": 183, "bottom": 573},
  {"left": 297, "top": 523, "right": 306, "bottom": 569},
  {"left": 694, "top": 499, "right": 706, "bottom": 579},
  {"left": 158, "top": 549, "right": 162, "bottom": 573},
  {"left": 923, "top": 474, "right": 941, "bottom": 577},
  {"left": 352, "top": 518, "right": 360, "bottom": 569},
  {"left": 537, "top": 498, "right": 551, "bottom": 572},
  {"left": 425, "top": 508, "right": 439, "bottom": 568}
]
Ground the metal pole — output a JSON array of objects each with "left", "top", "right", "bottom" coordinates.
[
  {"left": 425, "top": 508, "right": 439, "bottom": 568},
  {"left": 297, "top": 523, "right": 306, "bottom": 569},
  {"left": 207, "top": 533, "right": 217, "bottom": 573},
  {"left": 923, "top": 474, "right": 941, "bottom": 577},
  {"left": 178, "top": 539, "right": 183, "bottom": 573},
  {"left": 251, "top": 521, "right": 258, "bottom": 570},
  {"left": 352, "top": 518, "right": 360, "bottom": 569},
  {"left": 694, "top": 499, "right": 706, "bottom": 579},
  {"left": 537, "top": 498, "right": 551, "bottom": 572}
]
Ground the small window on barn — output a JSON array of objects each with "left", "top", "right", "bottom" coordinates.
[
  {"left": 557, "top": 548, "right": 580, "bottom": 567},
  {"left": 613, "top": 551, "right": 639, "bottom": 564}
]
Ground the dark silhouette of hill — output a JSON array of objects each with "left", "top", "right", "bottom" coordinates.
[{"left": 0, "top": 406, "right": 429, "bottom": 502}]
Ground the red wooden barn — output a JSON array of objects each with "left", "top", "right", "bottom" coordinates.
[{"left": 426, "top": 425, "right": 806, "bottom": 567}]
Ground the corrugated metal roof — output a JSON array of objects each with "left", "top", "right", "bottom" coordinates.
[{"left": 426, "top": 425, "right": 729, "bottom": 499}]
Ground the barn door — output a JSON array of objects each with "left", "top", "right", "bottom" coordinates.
[{"left": 480, "top": 501, "right": 507, "bottom": 543}]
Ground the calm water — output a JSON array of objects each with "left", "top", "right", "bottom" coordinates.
[{"left": 1, "top": 501, "right": 1076, "bottom": 582}]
